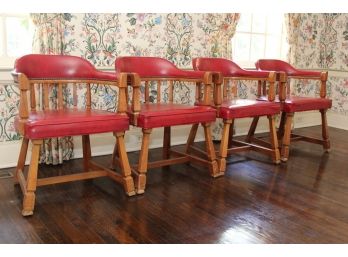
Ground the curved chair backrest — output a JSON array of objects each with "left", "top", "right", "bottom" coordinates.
[
  {"left": 193, "top": 57, "right": 275, "bottom": 100},
  {"left": 115, "top": 56, "right": 205, "bottom": 79},
  {"left": 14, "top": 54, "right": 118, "bottom": 81},
  {"left": 193, "top": 57, "right": 270, "bottom": 78},
  {"left": 115, "top": 56, "right": 214, "bottom": 107},
  {"left": 255, "top": 59, "right": 321, "bottom": 77}
]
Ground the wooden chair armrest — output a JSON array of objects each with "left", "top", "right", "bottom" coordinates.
[
  {"left": 267, "top": 71, "right": 276, "bottom": 101},
  {"left": 11, "top": 72, "right": 30, "bottom": 135},
  {"left": 287, "top": 71, "right": 328, "bottom": 99},
  {"left": 320, "top": 71, "right": 328, "bottom": 98},
  {"left": 116, "top": 72, "right": 129, "bottom": 114},
  {"left": 124, "top": 73, "right": 141, "bottom": 125},
  {"left": 201, "top": 71, "right": 214, "bottom": 105},
  {"left": 278, "top": 72, "right": 287, "bottom": 102},
  {"left": 212, "top": 72, "right": 223, "bottom": 107}
]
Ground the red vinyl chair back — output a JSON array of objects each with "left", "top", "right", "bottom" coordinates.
[
  {"left": 255, "top": 59, "right": 321, "bottom": 77},
  {"left": 193, "top": 57, "right": 274, "bottom": 101}
]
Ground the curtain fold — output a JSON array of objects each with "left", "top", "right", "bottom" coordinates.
[
  {"left": 30, "top": 13, "right": 74, "bottom": 164},
  {"left": 284, "top": 13, "right": 302, "bottom": 64},
  {"left": 206, "top": 13, "right": 240, "bottom": 140}
]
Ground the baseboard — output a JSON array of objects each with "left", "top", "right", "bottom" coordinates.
[
  {"left": 0, "top": 111, "right": 330, "bottom": 169},
  {"left": 327, "top": 112, "right": 348, "bottom": 130}
]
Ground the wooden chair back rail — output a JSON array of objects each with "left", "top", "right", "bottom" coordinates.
[
  {"left": 73, "top": 84, "right": 78, "bottom": 107},
  {"left": 13, "top": 74, "right": 126, "bottom": 122},
  {"left": 130, "top": 76, "right": 211, "bottom": 107},
  {"left": 195, "top": 82, "right": 203, "bottom": 104},
  {"left": 267, "top": 72, "right": 328, "bottom": 100},
  {"left": 169, "top": 80, "right": 174, "bottom": 102},
  {"left": 28, "top": 82, "right": 96, "bottom": 110},
  {"left": 219, "top": 74, "right": 276, "bottom": 102},
  {"left": 144, "top": 81, "right": 149, "bottom": 103},
  {"left": 195, "top": 82, "right": 211, "bottom": 104}
]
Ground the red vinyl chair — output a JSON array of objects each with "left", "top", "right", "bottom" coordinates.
[
  {"left": 193, "top": 57, "right": 281, "bottom": 173},
  {"left": 255, "top": 59, "right": 331, "bottom": 161},
  {"left": 115, "top": 56, "right": 219, "bottom": 194},
  {"left": 12, "top": 54, "right": 135, "bottom": 216}
]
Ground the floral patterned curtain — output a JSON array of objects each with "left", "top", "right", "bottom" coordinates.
[
  {"left": 284, "top": 13, "right": 302, "bottom": 63},
  {"left": 199, "top": 13, "right": 241, "bottom": 58},
  {"left": 30, "top": 13, "right": 74, "bottom": 164},
  {"left": 204, "top": 13, "right": 240, "bottom": 139}
]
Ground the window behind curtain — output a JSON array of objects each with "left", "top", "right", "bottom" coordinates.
[
  {"left": 0, "top": 14, "right": 34, "bottom": 68},
  {"left": 232, "top": 13, "right": 288, "bottom": 68}
]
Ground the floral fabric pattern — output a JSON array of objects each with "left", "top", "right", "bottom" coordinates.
[
  {"left": 31, "top": 13, "right": 76, "bottom": 164},
  {"left": 0, "top": 85, "right": 20, "bottom": 141},
  {"left": 286, "top": 13, "right": 348, "bottom": 119},
  {"left": 1, "top": 13, "right": 241, "bottom": 147}
]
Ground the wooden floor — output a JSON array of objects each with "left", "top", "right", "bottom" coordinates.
[{"left": 0, "top": 126, "right": 348, "bottom": 243}]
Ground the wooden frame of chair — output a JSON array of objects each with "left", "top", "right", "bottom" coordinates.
[
  {"left": 217, "top": 72, "right": 281, "bottom": 172},
  {"left": 254, "top": 59, "right": 331, "bottom": 161},
  {"left": 122, "top": 72, "right": 219, "bottom": 194},
  {"left": 12, "top": 71, "right": 135, "bottom": 216},
  {"left": 278, "top": 71, "right": 330, "bottom": 161},
  {"left": 246, "top": 72, "right": 287, "bottom": 149},
  {"left": 249, "top": 71, "right": 330, "bottom": 161}
]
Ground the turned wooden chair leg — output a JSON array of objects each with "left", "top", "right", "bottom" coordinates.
[
  {"left": 114, "top": 132, "right": 136, "bottom": 196},
  {"left": 320, "top": 109, "right": 331, "bottom": 152},
  {"left": 22, "top": 139, "right": 43, "bottom": 216},
  {"left": 136, "top": 128, "right": 152, "bottom": 194},
  {"left": 281, "top": 113, "right": 294, "bottom": 162},
  {"left": 185, "top": 123, "right": 199, "bottom": 153},
  {"left": 15, "top": 137, "right": 29, "bottom": 185},
  {"left": 82, "top": 135, "right": 91, "bottom": 172},
  {"left": 227, "top": 120, "right": 234, "bottom": 149},
  {"left": 163, "top": 126, "right": 171, "bottom": 159},
  {"left": 202, "top": 122, "right": 220, "bottom": 177},
  {"left": 246, "top": 117, "right": 259, "bottom": 143},
  {"left": 268, "top": 115, "right": 281, "bottom": 164},
  {"left": 111, "top": 137, "right": 119, "bottom": 170},
  {"left": 277, "top": 112, "right": 287, "bottom": 143},
  {"left": 218, "top": 119, "right": 233, "bottom": 173}
]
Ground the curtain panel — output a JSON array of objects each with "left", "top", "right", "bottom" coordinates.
[{"left": 30, "top": 13, "right": 74, "bottom": 164}]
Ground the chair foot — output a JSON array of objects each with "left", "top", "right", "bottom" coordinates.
[
  {"left": 212, "top": 171, "right": 225, "bottom": 178},
  {"left": 272, "top": 150, "right": 281, "bottom": 165},
  {"left": 136, "top": 174, "right": 146, "bottom": 194},
  {"left": 324, "top": 149, "right": 331, "bottom": 153},
  {"left": 136, "top": 189, "right": 145, "bottom": 195},
  {"left": 281, "top": 157, "right": 288, "bottom": 162},
  {"left": 126, "top": 191, "right": 137, "bottom": 196},
  {"left": 217, "top": 158, "right": 226, "bottom": 174},
  {"left": 22, "top": 210, "right": 34, "bottom": 217},
  {"left": 22, "top": 192, "right": 35, "bottom": 217},
  {"left": 209, "top": 160, "right": 220, "bottom": 177},
  {"left": 281, "top": 145, "right": 289, "bottom": 162},
  {"left": 123, "top": 176, "right": 136, "bottom": 196}
]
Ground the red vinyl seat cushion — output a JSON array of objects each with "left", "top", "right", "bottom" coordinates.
[
  {"left": 219, "top": 99, "right": 281, "bottom": 119},
  {"left": 127, "top": 103, "right": 216, "bottom": 129},
  {"left": 15, "top": 109, "right": 129, "bottom": 139},
  {"left": 257, "top": 96, "right": 332, "bottom": 112}
]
